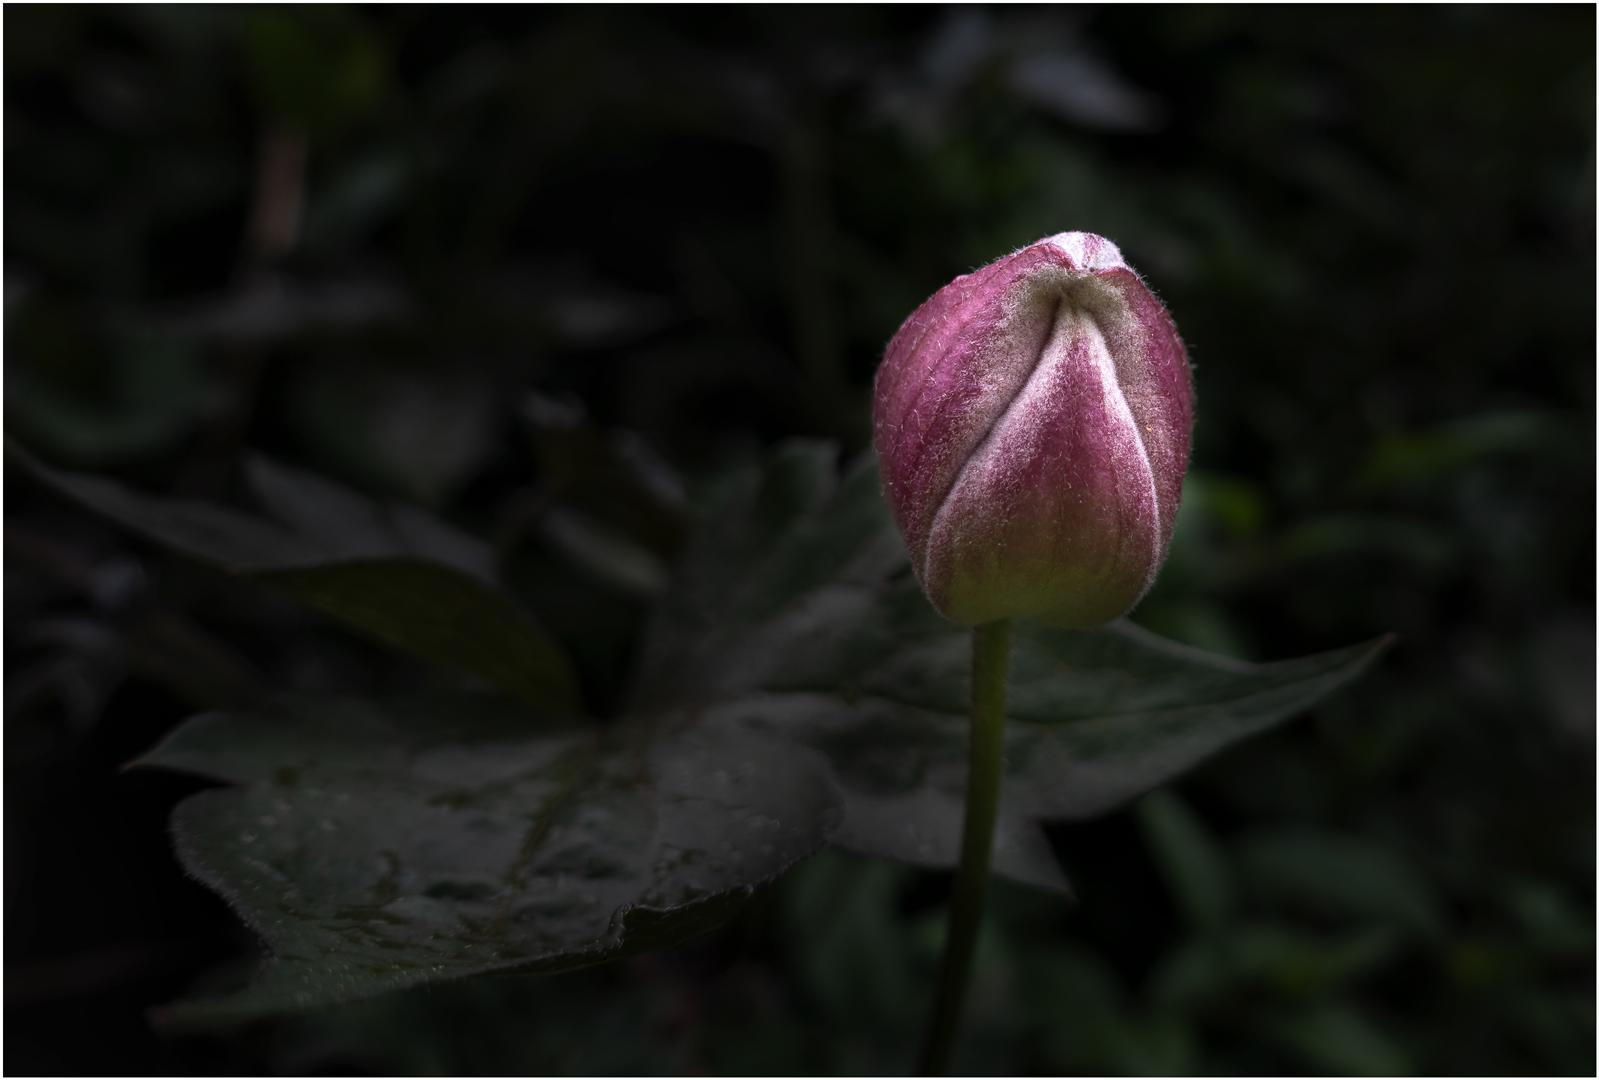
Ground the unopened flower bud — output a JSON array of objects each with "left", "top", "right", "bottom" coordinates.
[{"left": 873, "top": 232, "right": 1193, "bottom": 627}]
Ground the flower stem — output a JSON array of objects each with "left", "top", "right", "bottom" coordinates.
[{"left": 918, "top": 617, "right": 1012, "bottom": 1076}]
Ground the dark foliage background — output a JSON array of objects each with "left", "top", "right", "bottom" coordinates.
[{"left": 6, "top": 5, "right": 1592, "bottom": 1075}]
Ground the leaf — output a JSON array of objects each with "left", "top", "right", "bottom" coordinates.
[
  {"left": 520, "top": 391, "right": 689, "bottom": 558},
  {"left": 243, "top": 8, "right": 385, "bottom": 139},
  {"left": 7, "top": 332, "right": 216, "bottom": 466},
  {"left": 1149, "top": 922, "right": 1399, "bottom": 1008},
  {"left": 635, "top": 442, "right": 1392, "bottom": 892},
  {"left": 134, "top": 693, "right": 842, "bottom": 1026},
  {"left": 135, "top": 441, "right": 1386, "bottom": 1022},
  {"left": 631, "top": 440, "right": 895, "bottom": 709},
  {"left": 244, "top": 455, "right": 500, "bottom": 582},
  {"left": 162, "top": 277, "right": 410, "bottom": 343},
  {"left": 259, "top": 561, "right": 578, "bottom": 713},
  {"left": 1137, "top": 789, "right": 1235, "bottom": 932},
  {"left": 16, "top": 446, "right": 322, "bottom": 567},
  {"left": 1018, "top": 942, "right": 1196, "bottom": 1076},
  {"left": 1267, "top": 1001, "right": 1412, "bottom": 1076},
  {"left": 1237, "top": 827, "right": 1444, "bottom": 939},
  {"left": 287, "top": 363, "right": 496, "bottom": 505},
  {"left": 120, "top": 610, "right": 270, "bottom": 710},
  {"left": 537, "top": 507, "right": 670, "bottom": 599},
  {"left": 11, "top": 443, "right": 579, "bottom": 713}
]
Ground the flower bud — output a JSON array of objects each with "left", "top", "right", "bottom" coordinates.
[{"left": 873, "top": 232, "right": 1193, "bottom": 627}]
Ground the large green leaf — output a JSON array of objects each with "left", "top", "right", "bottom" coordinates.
[
  {"left": 635, "top": 443, "right": 1391, "bottom": 892},
  {"left": 11, "top": 445, "right": 580, "bottom": 714},
  {"left": 121, "top": 440, "right": 1382, "bottom": 1023},
  {"left": 135, "top": 693, "right": 841, "bottom": 1026}
]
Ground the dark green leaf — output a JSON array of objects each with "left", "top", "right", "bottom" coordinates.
[
  {"left": 243, "top": 8, "right": 384, "bottom": 139},
  {"left": 637, "top": 444, "right": 1391, "bottom": 892},
  {"left": 133, "top": 441, "right": 1386, "bottom": 1021},
  {"left": 245, "top": 455, "right": 498, "bottom": 583},
  {"left": 520, "top": 391, "right": 689, "bottom": 558},
  {"left": 1150, "top": 923, "right": 1399, "bottom": 1008},
  {"left": 7, "top": 333, "right": 215, "bottom": 466},
  {"left": 11, "top": 444, "right": 579, "bottom": 713},
  {"left": 1267, "top": 1001, "right": 1412, "bottom": 1076},
  {"left": 15, "top": 443, "right": 322, "bottom": 566},
  {"left": 135, "top": 693, "right": 841, "bottom": 1025},
  {"left": 1237, "top": 828, "right": 1444, "bottom": 939},
  {"left": 1137, "top": 789, "right": 1235, "bottom": 932},
  {"left": 259, "top": 561, "right": 579, "bottom": 714}
]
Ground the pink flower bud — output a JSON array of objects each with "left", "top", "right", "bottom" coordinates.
[{"left": 873, "top": 232, "right": 1193, "bottom": 627}]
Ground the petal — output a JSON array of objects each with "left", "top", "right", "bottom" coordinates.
[{"left": 924, "top": 297, "right": 1163, "bottom": 626}]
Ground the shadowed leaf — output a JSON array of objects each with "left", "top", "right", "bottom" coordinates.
[
  {"left": 11, "top": 443, "right": 579, "bottom": 713},
  {"left": 123, "top": 441, "right": 1383, "bottom": 1021},
  {"left": 638, "top": 443, "right": 1390, "bottom": 893}
]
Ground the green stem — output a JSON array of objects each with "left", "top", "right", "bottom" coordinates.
[{"left": 918, "top": 617, "right": 1012, "bottom": 1076}]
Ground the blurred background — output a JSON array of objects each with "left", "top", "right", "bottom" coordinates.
[{"left": 5, "top": 5, "right": 1593, "bottom": 1075}]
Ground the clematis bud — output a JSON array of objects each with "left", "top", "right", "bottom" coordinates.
[{"left": 873, "top": 232, "right": 1193, "bottom": 627}]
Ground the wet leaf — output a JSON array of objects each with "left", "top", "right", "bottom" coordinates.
[{"left": 135, "top": 693, "right": 842, "bottom": 1025}]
